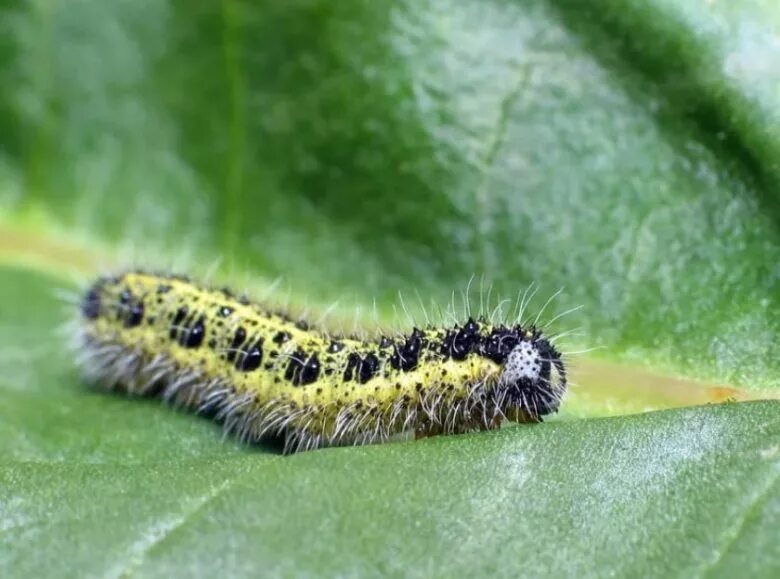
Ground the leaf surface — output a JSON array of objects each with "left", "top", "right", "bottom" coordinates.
[{"left": 1, "top": 0, "right": 778, "bottom": 576}]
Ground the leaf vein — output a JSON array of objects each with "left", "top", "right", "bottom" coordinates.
[
  {"left": 109, "top": 468, "right": 246, "bottom": 578},
  {"left": 699, "top": 457, "right": 780, "bottom": 577}
]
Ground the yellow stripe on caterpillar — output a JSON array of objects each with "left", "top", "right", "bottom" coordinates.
[{"left": 75, "top": 271, "right": 568, "bottom": 453}]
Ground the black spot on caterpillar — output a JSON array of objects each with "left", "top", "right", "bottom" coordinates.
[{"left": 73, "top": 271, "right": 569, "bottom": 453}]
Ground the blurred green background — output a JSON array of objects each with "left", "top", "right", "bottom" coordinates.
[{"left": 0, "top": 0, "right": 778, "bottom": 577}]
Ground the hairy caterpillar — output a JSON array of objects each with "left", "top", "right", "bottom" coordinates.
[{"left": 74, "top": 271, "right": 568, "bottom": 453}]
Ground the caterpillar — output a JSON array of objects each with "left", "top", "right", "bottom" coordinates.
[{"left": 74, "top": 271, "right": 568, "bottom": 453}]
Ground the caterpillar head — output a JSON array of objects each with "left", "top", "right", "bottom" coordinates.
[{"left": 495, "top": 334, "right": 567, "bottom": 421}]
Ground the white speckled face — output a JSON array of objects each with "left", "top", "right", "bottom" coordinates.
[{"left": 501, "top": 341, "right": 542, "bottom": 384}]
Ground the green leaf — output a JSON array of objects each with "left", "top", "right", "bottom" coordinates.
[
  {"left": 1, "top": 266, "right": 778, "bottom": 577},
  {"left": 1, "top": 0, "right": 778, "bottom": 576}
]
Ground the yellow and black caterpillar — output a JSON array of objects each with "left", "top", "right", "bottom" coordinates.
[{"left": 76, "top": 271, "right": 568, "bottom": 452}]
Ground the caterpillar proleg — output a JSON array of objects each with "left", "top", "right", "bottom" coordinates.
[{"left": 74, "top": 271, "right": 568, "bottom": 453}]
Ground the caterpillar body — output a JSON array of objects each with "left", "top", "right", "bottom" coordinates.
[{"left": 75, "top": 271, "right": 568, "bottom": 453}]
